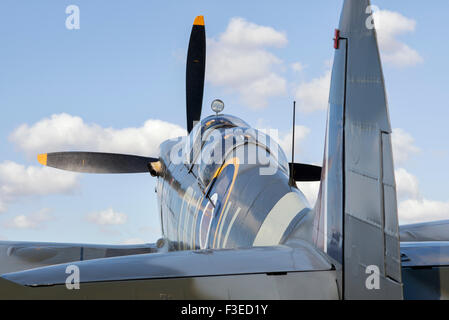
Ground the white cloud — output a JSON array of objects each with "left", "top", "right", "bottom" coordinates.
[
  {"left": 207, "top": 17, "right": 288, "bottom": 109},
  {"left": 373, "top": 10, "right": 423, "bottom": 67},
  {"left": 399, "top": 198, "right": 449, "bottom": 225},
  {"left": 294, "top": 70, "right": 331, "bottom": 113},
  {"left": 291, "top": 62, "right": 304, "bottom": 73},
  {"left": 389, "top": 130, "right": 449, "bottom": 224},
  {"left": 275, "top": 125, "right": 311, "bottom": 160},
  {"left": 87, "top": 208, "right": 128, "bottom": 225},
  {"left": 3, "top": 208, "right": 53, "bottom": 229},
  {"left": 0, "top": 161, "right": 78, "bottom": 213},
  {"left": 395, "top": 168, "right": 419, "bottom": 200},
  {"left": 238, "top": 74, "right": 287, "bottom": 108},
  {"left": 6, "top": 215, "right": 37, "bottom": 229},
  {"left": 392, "top": 128, "right": 420, "bottom": 165},
  {"left": 10, "top": 113, "right": 186, "bottom": 158},
  {"left": 256, "top": 123, "right": 310, "bottom": 160},
  {"left": 292, "top": 9, "right": 421, "bottom": 113},
  {"left": 218, "top": 18, "right": 287, "bottom": 48},
  {"left": 394, "top": 167, "right": 449, "bottom": 224}
]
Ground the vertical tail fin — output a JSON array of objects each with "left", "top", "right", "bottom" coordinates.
[{"left": 314, "top": 0, "right": 403, "bottom": 299}]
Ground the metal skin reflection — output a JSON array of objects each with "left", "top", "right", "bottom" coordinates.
[
  {"left": 157, "top": 115, "right": 309, "bottom": 251},
  {"left": 4, "top": 1, "right": 449, "bottom": 300}
]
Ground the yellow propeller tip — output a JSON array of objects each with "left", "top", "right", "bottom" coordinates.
[
  {"left": 37, "top": 153, "right": 47, "bottom": 166},
  {"left": 193, "top": 15, "right": 204, "bottom": 26}
]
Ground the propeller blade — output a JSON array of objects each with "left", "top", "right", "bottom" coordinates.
[
  {"left": 289, "top": 162, "right": 322, "bottom": 182},
  {"left": 186, "top": 15, "right": 206, "bottom": 133},
  {"left": 37, "top": 152, "right": 158, "bottom": 174}
]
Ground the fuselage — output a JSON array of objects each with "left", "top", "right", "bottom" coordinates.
[{"left": 155, "top": 114, "right": 310, "bottom": 251}]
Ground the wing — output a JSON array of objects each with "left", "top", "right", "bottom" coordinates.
[
  {"left": 0, "top": 241, "right": 157, "bottom": 275},
  {"left": 400, "top": 220, "right": 449, "bottom": 242},
  {"left": 0, "top": 242, "right": 338, "bottom": 299},
  {"left": 400, "top": 241, "right": 449, "bottom": 300},
  {"left": 399, "top": 220, "right": 449, "bottom": 299}
]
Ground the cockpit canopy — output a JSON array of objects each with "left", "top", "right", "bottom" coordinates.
[
  {"left": 184, "top": 114, "right": 289, "bottom": 188},
  {"left": 185, "top": 114, "right": 249, "bottom": 164}
]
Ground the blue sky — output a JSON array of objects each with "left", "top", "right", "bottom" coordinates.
[{"left": 0, "top": 0, "right": 448, "bottom": 244}]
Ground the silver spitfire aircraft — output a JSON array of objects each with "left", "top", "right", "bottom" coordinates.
[{"left": 1, "top": 0, "right": 448, "bottom": 300}]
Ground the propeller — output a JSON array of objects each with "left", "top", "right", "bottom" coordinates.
[
  {"left": 36, "top": 17, "right": 206, "bottom": 175},
  {"left": 35, "top": 17, "right": 322, "bottom": 184},
  {"left": 289, "top": 162, "right": 322, "bottom": 182},
  {"left": 37, "top": 152, "right": 158, "bottom": 174},
  {"left": 186, "top": 16, "right": 206, "bottom": 133}
]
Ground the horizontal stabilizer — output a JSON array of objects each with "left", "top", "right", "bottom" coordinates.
[
  {"left": 0, "top": 243, "right": 337, "bottom": 299},
  {"left": 0, "top": 240, "right": 157, "bottom": 275},
  {"left": 37, "top": 152, "right": 158, "bottom": 174}
]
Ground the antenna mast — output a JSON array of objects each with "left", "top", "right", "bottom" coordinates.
[{"left": 289, "top": 101, "right": 296, "bottom": 186}]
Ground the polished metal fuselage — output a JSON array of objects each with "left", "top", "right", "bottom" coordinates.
[{"left": 156, "top": 117, "right": 309, "bottom": 251}]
